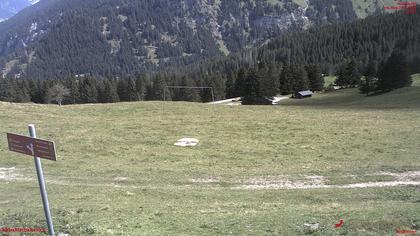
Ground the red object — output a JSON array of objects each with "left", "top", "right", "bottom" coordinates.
[
  {"left": 335, "top": 219, "right": 344, "bottom": 228},
  {"left": 396, "top": 229, "right": 417, "bottom": 235},
  {"left": 7, "top": 133, "right": 57, "bottom": 161}
]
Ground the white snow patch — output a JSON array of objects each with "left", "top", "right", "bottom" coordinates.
[
  {"left": 271, "top": 96, "right": 289, "bottom": 105},
  {"left": 174, "top": 138, "right": 199, "bottom": 147},
  {"left": 208, "top": 97, "right": 241, "bottom": 105},
  {"left": 29, "top": 22, "right": 38, "bottom": 33}
]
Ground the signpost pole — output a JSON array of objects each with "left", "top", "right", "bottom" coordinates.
[{"left": 28, "top": 124, "right": 55, "bottom": 236}]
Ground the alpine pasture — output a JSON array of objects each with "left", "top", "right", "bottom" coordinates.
[{"left": 0, "top": 75, "right": 419, "bottom": 235}]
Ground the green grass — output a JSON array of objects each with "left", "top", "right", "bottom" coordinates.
[
  {"left": 0, "top": 75, "right": 419, "bottom": 235},
  {"left": 285, "top": 74, "right": 420, "bottom": 109},
  {"left": 324, "top": 76, "right": 336, "bottom": 87}
]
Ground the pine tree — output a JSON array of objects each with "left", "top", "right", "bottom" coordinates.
[
  {"left": 126, "top": 77, "right": 140, "bottom": 101},
  {"left": 79, "top": 77, "right": 98, "bottom": 103},
  {"left": 234, "top": 68, "right": 247, "bottom": 97},
  {"left": 242, "top": 68, "right": 269, "bottom": 105},
  {"left": 101, "top": 79, "right": 120, "bottom": 103},
  {"left": 335, "top": 59, "right": 361, "bottom": 87},
  {"left": 136, "top": 75, "right": 149, "bottom": 100},
  {"left": 360, "top": 60, "right": 378, "bottom": 96},
  {"left": 179, "top": 75, "right": 200, "bottom": 102},
  {"left": 225, "top": 71, "right": 236, "bottom": 98},
  {"left": 152, "top": 75, "right": 167, "bottom": 101},
  {"left": 305, "top": 64, "right": 324, "bottom": 91},
  {"left": 259, "top": 63, "right": 280, "bottom": 97},
  {"left": 200, "top": 73, "right": 226, "bottom": 102},
  {"left": 280, "top": 64, "right": 309, "bottom": 94},
  {"left": 11, "top": 79, "right": 30, "bottom": 103},
  {"left": 0, "top": 79, "right": 16, "bottom": 102},
  {"left": 65, "top": 76, "right": 80, "bottom": 104},
  {"left": 378, "top": 52, "right": 412, "bottom": 91},
  {"left": 28, "top": 79, "right": 45, "bottom": 103},
  {"left": 117, "top": 79, "right": 129, "bottom": 102}
]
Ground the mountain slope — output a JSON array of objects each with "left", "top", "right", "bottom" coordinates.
[
  {"left": 0, "top": 0, "right": 38, "bottom": 22},
  {"left": 0, "top": 0, "right": 418, "bottom": 80}
]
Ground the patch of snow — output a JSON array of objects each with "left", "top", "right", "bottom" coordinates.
[
  {"left": 208, "top": 97, "right": 241, "bottom": 105},
  {"left": 113, "top": 177, "right": 129, "bottom": 182},
  {"left": 174, "top": 138, "right": 199, "bottom": 147},
  {"left": 271, "top": 96, "right": 289, "bottom": 105},
  {"left": 29, "top": 22, "right": 37, "bottom": 33}
]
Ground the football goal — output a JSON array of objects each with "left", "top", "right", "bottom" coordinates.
[{"left": 162, "top": 86, "right": 215, "bottom": 115}]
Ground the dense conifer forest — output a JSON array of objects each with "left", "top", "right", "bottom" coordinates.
[
  {"left": 0, "top": 4, "right": 419, "bottom": 105},
  {"left": 0, "top": 0, "right": 385, "bottom": 79}
]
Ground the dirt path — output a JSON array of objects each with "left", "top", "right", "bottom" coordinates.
[{"left": 1, "top": 167, "right": 420, "bottom": 190}]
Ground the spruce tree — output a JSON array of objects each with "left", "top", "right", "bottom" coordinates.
[
  {"left": 136, "top": 75, "right": 149, "bottom": 100},
  {"left": 225, "top": 71, "right": 236, "bottom": 98},
  {"left": 102, "top": 79, "right": 120, "bottom": 103},
  {"left": 360, "top": 60, "right": 378, "bottom": 96},
  {"left": 305, "top": 64, "right": 324, "bottom": 91},
  {"left": 378, "top": 52, "right": 412, "bottom": 91},
  {"left": 280, "top": 64, "right": 309, "bottom": 94},
  {"left": 0, "top": 79, "right": 15, "bottom": 102},
  {"left": 259, "top": 63, "right": 280, "bottom": 97},
  {"left": 234, "top": 68, "right": 247, "bottom": 97},
  {"left": 126, "top": 77, "right": 140, "bottom": 101},
  {"left": 179, "top": 75, "right": 200, "bottom": 102},
  {"left": 242, "top": 68, "right": 268, "bottom": 105},
  {"left": 152, "top": 75, "right": 167, "bottom": 101},
  {"left": 79, "top": 77, "right": 98, "bottom": 103},
  {"left": 335, "top": 59, "right": 361, "bottom": 87},
  {"left": 65, "top": 76, "right": 80, "bottom": 104}
]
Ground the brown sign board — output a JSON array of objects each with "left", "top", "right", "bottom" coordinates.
[{"left": 7, "top": 133, "right": 57, "bottom": 161}]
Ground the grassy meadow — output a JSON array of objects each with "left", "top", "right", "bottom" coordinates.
[{"left": 0, "top": 75, "right": 419, "bottom": 235}]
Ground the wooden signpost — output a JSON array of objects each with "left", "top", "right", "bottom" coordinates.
[
  {"left": 6, "top": 124, "right": 56, "bottom": 236},
  {"left": 7, "top": 133, "right": 57, "bottom": 161}
]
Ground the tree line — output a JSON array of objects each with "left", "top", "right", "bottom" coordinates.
[
  {"left": 0, "top": 62, "right": 324, "bottom": 105},
  {"left": 0, "top": 48, "right": 414, "bottom": 105}
]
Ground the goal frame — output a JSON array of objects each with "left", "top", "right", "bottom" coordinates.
[{"left": 162, "top": 86, "right": 215, "bottom": 115}]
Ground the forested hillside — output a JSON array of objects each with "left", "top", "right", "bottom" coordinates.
[
  {"left": 1, "top": 7, "right": 419, "bottom": 105},
  {"left": 0, "top": 0, "right": 411, "bottom": 80}
]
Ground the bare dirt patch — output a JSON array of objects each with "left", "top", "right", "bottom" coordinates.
[
  {"left": 0, "top": 167, "right": 33, "bottom": 182},
  {"left": 190, "top": 176, "right": 221, "bottom": 183},
  {"left": 232, "top": 171, "right": 420, "bottom": 190},
  {"left": 2, "top": 167, "right": 419, "bottom": 191}
]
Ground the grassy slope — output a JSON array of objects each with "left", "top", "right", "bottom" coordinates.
[
  {"left": 284, "top": 74, "right": 420, "bottom": 109},
  {"left": 0, "top": 76, "right": 419, "bottom": 235}
]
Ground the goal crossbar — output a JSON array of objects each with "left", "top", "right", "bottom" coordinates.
[
  {"left": 163, "top": 86, "right": 215, "bottom": 103},
  {"left": 162, "top": 86, "right": 215, "bottom": 116}
]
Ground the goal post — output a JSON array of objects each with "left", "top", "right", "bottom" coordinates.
[
  {"left": 162, "top": 86, "right": 215, "bottom": 115},
  {"left": 163, "top": 86, "right": 215, "bottom": 103}
]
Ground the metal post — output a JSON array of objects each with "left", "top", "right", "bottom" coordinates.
[
  {"left": 163, "top": 87, "right": 166, "bottom": 117},
  {"left": 210, "top": 87, "right": 215, "bottom": 117},
  {"left": 28, "top": 124, "right": 55, "bottom": 236}
]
